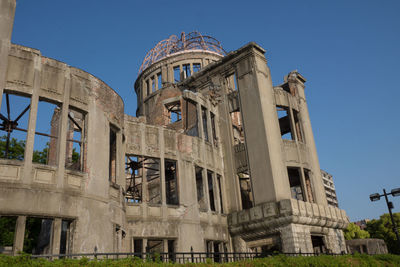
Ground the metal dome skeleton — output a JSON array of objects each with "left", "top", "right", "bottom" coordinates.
[{"left": 138, "top": 31, "right": 226, "bottom": 74}]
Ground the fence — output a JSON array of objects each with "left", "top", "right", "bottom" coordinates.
[{"left": 30, "top": 251, "right": 344, "bottom": 263}]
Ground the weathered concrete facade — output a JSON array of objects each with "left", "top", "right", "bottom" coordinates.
[{"left": 0, "top": 0, "right": 348, "bottom": 256}]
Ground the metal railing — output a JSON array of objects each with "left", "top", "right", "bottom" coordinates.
[{"left": 30, "top": 251, "right": 344, "bottom": 263}]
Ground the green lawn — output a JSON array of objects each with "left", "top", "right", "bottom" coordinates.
[{"left": 1, "top": 254, "right": 400, "bottom": 267}]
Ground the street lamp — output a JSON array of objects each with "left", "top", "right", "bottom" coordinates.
[{"left": 369, "top": 188, "right": 400, "bottom": 253}]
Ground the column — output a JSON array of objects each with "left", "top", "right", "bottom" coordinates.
[
  {"left": 51, "top": 218, "right": 62, "bottom": 255},
  {"left": 235, "top": 44, "right": 290, "bottom": 204},
  {"left": 22, "top": 55, "right": 41, "bottom": 183},
  {"left": 13, "top": 216, "right": 26, "bottom": 255}
]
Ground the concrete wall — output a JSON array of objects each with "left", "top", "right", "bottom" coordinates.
[{"left": 0, "top": 43, "right": 126, "bottom": 254}]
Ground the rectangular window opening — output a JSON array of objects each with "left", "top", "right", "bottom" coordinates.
[
  {"left": 173, "top": 66, "right": 180, "bottom": 83},
  {"left": 109, "top": 126, "right": 117, "bottom": 183},
  {"left": 157, "top": 73, "right": 162, "bottom": 90},
  {"left": 151, "top": 77, "right": 156, "bottom": 92},
  {"left": 195, "top": 166, "right": 206, "bottom": 211},
  {"left": 183, "top": 64, "right": 191, "bottom": 79},
  {"left": 202, "top": 107, "right": 209, "bottom": 142},
  {"left": 193, "top": 63, "right": 201, "bottom": 73},
  {"left": 287, "top": 168, "right": 304, "bottom": 201},
  {"left": 311, "top": 235, "right": 326, "bottom": 254},
  {"left": 65, "top": 108, "right": 85, "bottom": 171},
  {"left": 293, "top": 110, "right": 303, "bottom": 142},
  {"left": 145, "top": 158, "right": 161, "bottom": 204},
  {"left": 165, "top": 102, "right": 181, "bottom": 124},
  {"left": 0, "top": 216, "right": 17, "bottom": 254},
  {"left": 231, "top": 111, "right": 244, "bottom": 145},
  {"left": 0, "top": 92, "right": 30, "bottom": 160},
  {"left": 239, "top": 172, "right": 253, "bottom": 209},
  {"left": 33, "top": 100, "right": 61, "bottom": 166},
  {"left": 184, "top": 99, "right": 198, "bottom": 137},
  {"left": 146, "top": 80, "right": 150, "bottom": 96},
  {"left": 60, "top": 220, "right": 72, "bottom": 255},
  {"left": 207, "top": 170, "right": 215, "bottom": 211},
  {"left": 217, "top": 174, "right": 224, "bottom": 214},
  {"left": 133, "top": 238, "right": 143, "bottom": 256},
  {"left": 125, "top": 155, "right": 143, "bottom": 203},
  {"left": 23, "top": 217, "right": 53, "bottom": 255},
  {"left": 276, "top": 106, "right": 293, "bottom": 140},
  {"left": 168, "top": 240, "right": 175, "bottom": 262},
  {"left": 226, "top": 73, "right": 238, "bottom": 92},
  {"left": 211, "top": 113, "right": 217, "bottom": 146},
  {"left": 165, "top": 159, "right": 179, "bottom": 205},
  {"left": 304, "top": 169, "right": 314, "bottom": 203}
]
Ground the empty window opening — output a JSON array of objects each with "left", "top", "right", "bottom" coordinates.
[
  {"left": 239, "top": 172, "right": 253, "bottom": 209},
  {"left": 287, "top": 168, "right": 304, "bottom": 201},
  {"left": 293, "top": 110, "right": 303, "bottom": 142},
  {"left": 0, "top": 92, "right": 30, "bottom": 160},
  {"left": 231, "top": 111, "right": 244, "bottom": 145},
  {"left": 60, "top": 220, "right": 72, "bottom": 255},
  {"left": 183, "top": 64, "right": 191, "bottom": 79},
  {"left": 165, "top": 159, "right": 179, "bottom": 205},
  {"left": 146, "top": 79, "right": 150, "bottom": 96},
  {"left": 173, "top": 66, "right": 180, "bottom": 83},
  {"left": 0, "top": 216, "right": 17, "bottom": 254},
  {"left": 151, "top": 77, "right": 156, "bottom": 92},
  {"left": 304, "top": 169, "right": 314, "bottom": 203},
  {"left": 125, "top": 155, "right": 143, "bottom": 203},
  {"left": 109, "top": 126, "right": 117, "bottom": 183},
  {"left": 165, "top": 102, "right": 181, "bottom": 124},
  {"left": 146, "top": 158, "right": 161, "bottom": 204},
  {"left": 207, "top": 171, "right": 216, "bottom": 211},
  {"left": 276, "top": 106, "right": 293, "bottom": 140},
  {"left": 184, "top": 99, "right": 198, "bottom": 137},
  {"left": 147, "top": 239, "right": 163, "bottom": 253},
  {"left": 217, "top": 174, "right": 224, "bottom": 214},
  {"left": 213, "top": 242, "right": 221, "bottom": 263},
  {"left": 168, "top": 240, "right": 175, "bottom": 262},
  {"left": 157, "top": 73, "right": 162, "bottom": 90},
  {"left": 201, "top": 107, "right": 209, "bottom": 142},
  {"left": 32, "top": 100, "right": 60, "bottom": 165},
  {"left": 226, "top": 73, "right": 238, "bottom": 92},
  {"left": 211, "top": 113, "right": 217, "bottom": 146},
  {"left": 133, "top": 238, "right": 143, "bottom": 256},
  {"left": 65, "top": 108, "right": 85, "bottom": 171},
  {"left": 23, "top": 217, "right": 53, "bottom": 255},
  {"left": 193, "top": 63, "right": 201, "bottom": 73},
  {"left": 311, "top": 235, "right": 326, "bottom": 254},
  {"left": 195, "top": 166, "right": 206, "bottom": 211}
]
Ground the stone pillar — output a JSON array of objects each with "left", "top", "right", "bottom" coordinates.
[
  {"left": 142, "top": 238, "right": 148, "bottom": 259},
  {"left": 231, "top": 236, "right": 247, "bottom": 253},
  {"left": 288, "top": 72, "right": 327, "bottom": 206},
  {"left": 23, "top": 55, "right": 41, "bottom": 183},
  {"left": 235, "top": 44, "right": 291, "bottom": 204},
  {"left": 0, "top": 0, "right": 16, "bottom": 106},
  {"left": 51, "top": 218, "right": 62, "bottom": 255},
  {"left": 13, "top": 215, "right": 26, "bottom": 255}
]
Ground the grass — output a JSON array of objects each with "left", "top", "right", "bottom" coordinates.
[{"left": 0, "top": 254, "right": 400, "bottom": 267}]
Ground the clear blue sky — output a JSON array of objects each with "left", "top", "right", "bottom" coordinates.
[{"left": 8, "top": 0, "right": 400, "bottom": 221}]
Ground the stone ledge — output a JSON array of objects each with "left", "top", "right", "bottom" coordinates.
[{"left": 228, "top": 199, "right": 349, "bottom": 237}]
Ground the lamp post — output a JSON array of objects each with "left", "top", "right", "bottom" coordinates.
[{"left": 370, "top": 188, "right": 400, "bottom": 253}]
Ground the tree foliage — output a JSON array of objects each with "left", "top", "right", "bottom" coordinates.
[
  {"left": 0, "top": 135, "right": 25, "bottom": 160},
  {"left": 367, "top": 213, "right": 400, "bottom": 254},
  {"left": 344, "top": 223, "right": 370, "bottom": 240}
]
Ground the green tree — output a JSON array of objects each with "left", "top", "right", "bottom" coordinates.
[
  {"left": 0, "top": 217, "right": 17, "bottom": 246},
  {"left": 344, "top": 222, "right": 370, "bottom": 240},
  {"left": 367, "top": 213, "right": 400, "bottom": 254},
  {"left": 0, "top": 135, "right": 25, "bottom": 160}
]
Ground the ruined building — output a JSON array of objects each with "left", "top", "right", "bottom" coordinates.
[
  {"left": 321, "top": 170, "right": 339, "bottom": 208},
  {"left": 0, "top": 0, "right": 348, "bottom": 256}
]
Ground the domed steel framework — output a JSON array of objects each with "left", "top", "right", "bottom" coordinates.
[{"left": 138, "top": 31, "right": 226, "bottom": 74}]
